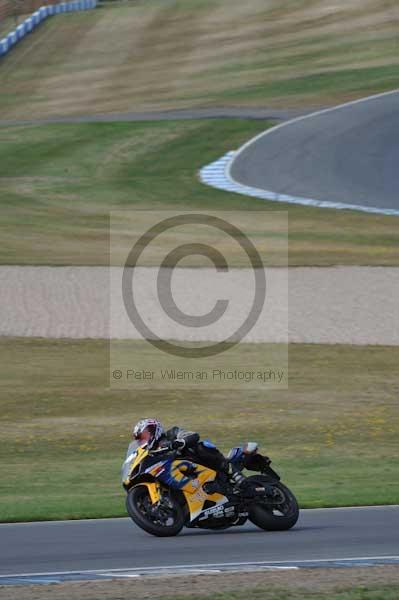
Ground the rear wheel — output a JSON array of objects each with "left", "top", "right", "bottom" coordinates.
[
  {"left": 247, "top": 477, "right": 299, "bottom": 531},
  {"left": 126, "top": 484, "right": 185, "bottom": 537}
]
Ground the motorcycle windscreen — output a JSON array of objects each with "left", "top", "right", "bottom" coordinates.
[{"left": 121, "top": 440, "right": 142, "bottom": 483}]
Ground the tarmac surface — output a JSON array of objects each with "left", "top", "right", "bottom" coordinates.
[
  {"left": 1, "top": 506, "right": 398, "bottom": 578},
  {"left": 230, "top": 90, "right": 399, "bottom": 212},
  {"left": 0, "top": 107, "right": 311, "bottom": 126}
]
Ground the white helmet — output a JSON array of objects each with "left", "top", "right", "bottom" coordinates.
[{"left": 132, "top": 418, "right": 164, "bottom": 449}]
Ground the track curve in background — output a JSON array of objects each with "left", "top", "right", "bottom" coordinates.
[{"left": 229, "top": 90, "right": 399, "bottom": 214}]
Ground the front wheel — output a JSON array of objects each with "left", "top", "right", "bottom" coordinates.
[
  {"left": 126, "top": 484, "right": 185, "bottom": 537},
  {"left": 248, "top": 477, "right": 299, "bottom": 531}
]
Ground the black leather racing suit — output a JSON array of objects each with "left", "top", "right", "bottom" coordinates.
[{"left": 160, "top": 426, "right": 230, "bottom": 474}]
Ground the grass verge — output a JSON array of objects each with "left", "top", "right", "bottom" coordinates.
[
  {"left": 2, "top": 567, "right": 399, "bottom": 600},
  {"left": 0, "top": 1, "right": 398, "bottom": 119},
  {"left": 0, "top": 120, "right": 398, "bottom": 266},
  {"left": 161, "top": 587, "right": 399, "bottom": 600},
  {"left": 0, "top": 337, "right": 398, "bottom": 522}
]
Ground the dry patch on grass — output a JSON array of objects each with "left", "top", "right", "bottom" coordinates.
[{"left": 0, "top": 0, "right": 398, "bottom": 119}]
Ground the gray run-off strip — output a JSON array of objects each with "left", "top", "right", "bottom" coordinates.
[
  {"left": 1, "top": 557, "right": 399, "bottom": 586},
  {"left": 1, "top": 265, "right": 399, "bottom": 344},
  {"left": 0, "top": 107, "right": 313, "bottom": 126}
]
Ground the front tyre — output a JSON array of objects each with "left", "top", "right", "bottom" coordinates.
[
  {"left": 126, "top": 485, "right": 184, "bottom": 537},
  {"left": 248, "top": 477, "right": 299, "bottom": 531}
]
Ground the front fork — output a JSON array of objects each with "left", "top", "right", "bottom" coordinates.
[{"left": 135, "top": 481, "right": 162, "bottom": 504}]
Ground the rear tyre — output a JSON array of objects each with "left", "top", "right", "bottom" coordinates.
[
  {"left": 247, "top": 477, "right": 299, "bottom": 531},
  {"left": 126, "top": 484, "right": 185, "bottom": 537}
]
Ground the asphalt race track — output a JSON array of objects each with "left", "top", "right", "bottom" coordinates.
[
  {"left": 1, "top": 506, "right": 399, "bottom": 582},
  {"left": 230, "top": 90, "right": 399, "bottom": 213}
]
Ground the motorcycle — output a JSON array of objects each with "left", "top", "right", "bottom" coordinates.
[{"left": 121, "top": 440, "right": 299, "bottom": 537}]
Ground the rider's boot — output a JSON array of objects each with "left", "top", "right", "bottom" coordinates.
[
  {"left": 225, "top": 462, "right": 250, "bottom": 493},
  {"left": 225, "top": 462, "right": 266, "bottom": 496}
]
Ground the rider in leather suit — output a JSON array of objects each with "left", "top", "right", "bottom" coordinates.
[{"left": 132, "top": 418, "right": 248, "bottom": 491}]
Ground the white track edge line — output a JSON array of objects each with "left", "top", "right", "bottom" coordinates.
[
  {"left": 228, "top": 87, "right": 399, "bottom": 168},
  {"left": 204, "top": 88, "right": 399, "bottom": 217},
  {"left": 2, "top": 556, "right": 399, "bottom": 579}
]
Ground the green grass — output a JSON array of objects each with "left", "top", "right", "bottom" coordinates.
[
  {"left": 1, "top": 120, "right": 398, "bottom": 266},
  {"left": 0, "top": 16, "right": 19, "bottom": 38},
  {"left": 1, "top": 338, "right": 398, "bottom": 522},
  {"left": 209, "top": 65, "right": 399, "bottom": 104},
  {"left": 0, "top": 1, "right": 398, "bottom": 119},
  {"left": 154, "top": 587, "right": 399, "bottom": 600}
]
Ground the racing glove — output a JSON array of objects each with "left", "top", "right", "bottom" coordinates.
[{"left": 170, "top": 439, "right": 186, "bottom": 451}]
